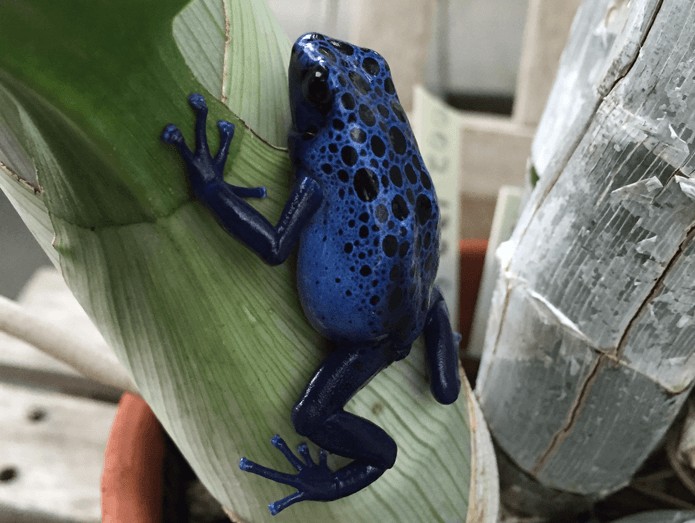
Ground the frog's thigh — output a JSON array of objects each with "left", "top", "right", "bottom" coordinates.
[
  {"left": 424, "top": 287, "right": 460, "bottom": 405},
  {"left": 291, "top": 342, "right": 398, "bottom": 468}
]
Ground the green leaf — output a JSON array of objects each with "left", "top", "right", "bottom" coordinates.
[
  {"left": 0, "top": 84, "right": 57, "bottom": 266},
  {"left": 528, "top": 163, "right": 540, "bottom": 188},
  {"left": 0, "top": 1, "right": 481, "bottom": 521},
  {"left": 173, "top": 0, "right": 292, "bottom": 146}
]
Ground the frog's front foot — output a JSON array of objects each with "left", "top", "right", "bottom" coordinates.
[
  {"left": 240, "top": 435, "right": 338, "bottom": 515},
  {"left": 162, "top": 93, "right": 266, "bottom": 199}
]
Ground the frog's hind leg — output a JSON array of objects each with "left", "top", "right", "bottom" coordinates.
[
  {"left": 239, "top": 341, "right": 399, "bottom": 513},
  {"left": 291, "top": 341, "right": 399, "bottom": 470},
  {"left": 424, "top": 287, "right": 461, "bottom": 405}
]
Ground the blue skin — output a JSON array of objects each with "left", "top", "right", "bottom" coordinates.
[{"left": 162, "top": 33, "right": 460, "bottom": 515}]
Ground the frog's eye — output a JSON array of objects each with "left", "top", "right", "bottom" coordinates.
[{"left": 302, "top": 66, "right": 332, "bottom": 108}]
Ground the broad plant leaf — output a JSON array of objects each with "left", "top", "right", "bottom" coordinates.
[
  {"left": 0, "top": 84, "right": 57, "bottom": 267},
  {"left": 173, "top": 0, "right": 292, "bottom": 146},
  {"left": 0, "top": 1, "right": 477, "bottom": 521}
]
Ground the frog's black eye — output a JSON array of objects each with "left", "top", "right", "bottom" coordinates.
[{"left": 302, "top": 66, "right": 332, "bottom": 109}]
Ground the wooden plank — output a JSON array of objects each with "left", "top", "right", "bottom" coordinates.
[
  {"left": 612, "top": 512, "right": 695, "bottom": 523},
  {"left": 460, "top": 114, "right": 534, "bottom": 197},
  {"left": 459, "top": 193, "right": 497, "bottom": 239},
  {"left": 0, "top": 194, "right": 49, "bottom": 300},
  {"left": 412, "top": 87, "right": 462, "bottom": 324},
  {"left": 477, "top": 0, "right": 695, "bottom": 497},
  {"left": 348, "top": 0, "right": 436, "bottom": 111},
  {"left": 467, "top": 186, "right": 523, "bottom": 358},
  {"left": 0, "top": 268, "right": 122, "bottom": 400},
  {"left": 266, "top": 0, "right": 348, "bottom": 41},
  {"left": 0, "top": 383, "right": 116, "bottom": 522},
  {"left": 513, "top": 0, "right": 581, "bottom": 126}
]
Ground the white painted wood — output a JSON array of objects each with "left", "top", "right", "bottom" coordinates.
[
  {"left": 458, "top": 194, "right": 497, "bottom": 240},
  {"left": 467, "top": 186, "right": 523, "bottom": 358},
  {"left": 0, "top": 296, "right": 136, "bottom": 395},
  {"left": 0, "top": 383, "right": 116, "bottom": 522},
  {"left": 431, "top": 0, "right": 529, "bottom": 96},
  {"left": 513, "top": 0, "right": 582, "bottom": 126},
  {"left": 477, "top": 0, "right": 695, "bottom": 499},
  {"left": 0, "top": 270, "right": 84, "bottom": 379},
  {"left": 412, "top": 86, "right": 462, "bottom": 323},
  {"left": 267, "top": 0, "right": 530, "bottom": 98},
  {"left": 266, "top": 0, "right": 352, "bottom": 41},
  {"left": 266, "top": 0, "right": 435, "bottom": 111},
  {"left": 0, "top": 268, "right": 128, "bottom": 399},
  {"left": 612, "top": 512, "right": 695, "bottom": 523},
  {"left": 348, "top": 0, "right": 436, "bottom": 111},
  {"left": 460, "top": 115, "right": 534, "bottom": 197}
]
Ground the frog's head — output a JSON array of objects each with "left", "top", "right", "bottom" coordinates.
[
  {"left": 289, "top": 33, "right": 338, "bottom": 137},
  {"left": 288, "top": 33, "right": 394, "bottom": 137}
]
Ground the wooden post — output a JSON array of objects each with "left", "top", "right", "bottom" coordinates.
[
  {"left": 477, "top": 0, "right": 695, "bottom": 503},
  {"left": 348, "top": 0, "right": 437, "bottom": 111},
  {"left": 513, "top": 0, "right": 582, "bottom": 126}
]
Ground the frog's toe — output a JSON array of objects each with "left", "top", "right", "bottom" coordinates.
[
  {"left": 297, "top": 442, "right": 313, "bottom": 465},
  {"left": 318, "top": 448, "right": 328, "bottom": 467},
  {"left": 230, "top": 185, "right": 267, "bottom": 199},
  {"left": 269, "top": 492, "right": 305, "bottom": 516},
  {"left": 217, "top": 119, "right": 235, "bottom": 136},
  {"left": 161, "top": 124, "right": 193, "bottom": 162},
  {"left": 161, "top": 124, "right": 184, "bottom": 145},
  {"left": 271, "top": 435, "right": 305, "bottom": 471},
  {"left": 214, "top": 119, "right": 236, "bottom": 169},
  {"left": 239, "top": 456, "right": 296, "bottom": 485},
  {"left": 188, "top": 92, "right": 207, "bottom": 112}
]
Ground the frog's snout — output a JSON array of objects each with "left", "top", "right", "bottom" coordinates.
[{"left": 292, "top": 32, "right": 325, "bottom": 57}]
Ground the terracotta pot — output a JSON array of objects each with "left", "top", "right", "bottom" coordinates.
[
  {"left": 101, "top": 239, "right": 488, "bottom": 521},
  {"left": 457, "top": 238, "right": 488, "bottom": 347},
  {"left": 101, "top": 392, "right": 165, "bottom": 523}
]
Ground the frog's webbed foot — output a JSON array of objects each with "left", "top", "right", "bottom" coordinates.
[
  {"left": 161, "top": 93, "right": 266, "bottom": 199},
  {"left": 240, "top": 435, "right": 337, "bottom": 515}
]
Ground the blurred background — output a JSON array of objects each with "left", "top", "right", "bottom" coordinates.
[{"left": 0, "top": 0, "right": 531, "bottom": 299}]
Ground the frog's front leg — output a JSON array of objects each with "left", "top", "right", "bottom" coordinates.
[
  {"left": 162, "top": 94, "right": 323, "bottom": 265},
  {"left": 240, "top": 341, "right": 399, "bottom": 514}
]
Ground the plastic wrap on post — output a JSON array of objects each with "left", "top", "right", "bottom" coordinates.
[{"left": 477, "top": 0, "right": 695, "bottom": 500}]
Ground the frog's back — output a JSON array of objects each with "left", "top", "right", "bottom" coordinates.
[{"left": 290, "top": 35, "right": 440, "bottom": 346}]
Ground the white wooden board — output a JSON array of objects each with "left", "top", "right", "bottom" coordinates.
[
  {"left": 0, "top": 383, "right": 116, "bottom": 522},
  {"left": 412, "top": 86, "right": 462, "bottom": 323},
  {"left": 468, "top": 186, "right": 524, "bottom": 358},
  {"left": 0, "top": 268, "right": 121, "bottom": 400},
  {"left": 460, "top": 115, "right": 533, "bottom": 198},
  {"left": 513, "top": 0, "right": 582, "bottom": 126}
]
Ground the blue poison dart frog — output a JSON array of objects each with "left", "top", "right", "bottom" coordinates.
[{"left": 162, "top": 33, "right": 461, "bottom": 515}]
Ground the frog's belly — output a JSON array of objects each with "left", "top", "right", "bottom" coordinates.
[{"left": 296, "top": 232, "right": 429, "bottom": 345}]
